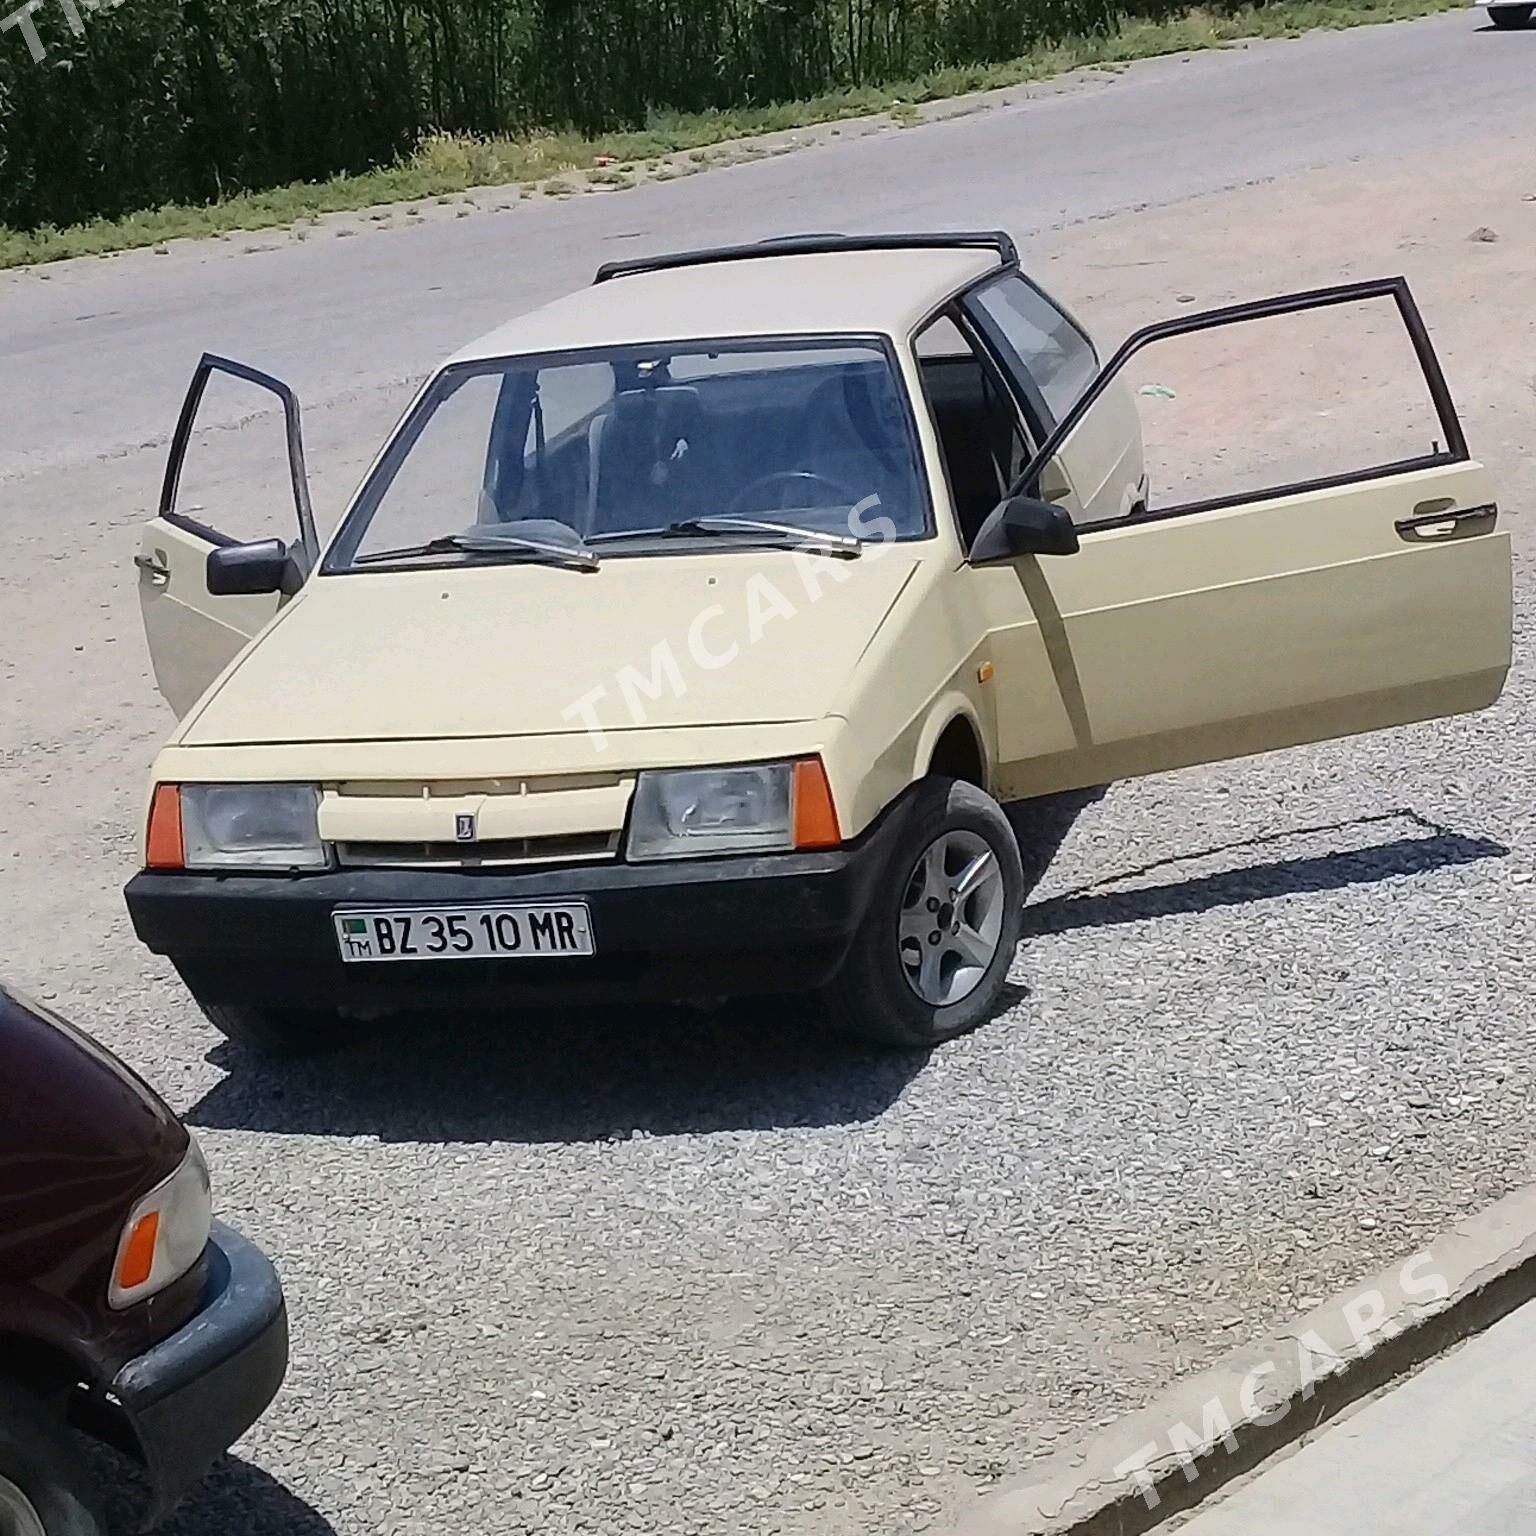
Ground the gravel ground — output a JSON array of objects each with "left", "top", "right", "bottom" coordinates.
[{"left": 1, "top": 128, "right": 1532, "bottom": 1536}]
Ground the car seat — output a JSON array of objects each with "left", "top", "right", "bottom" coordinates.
[{"left": 586, "top": 385, "right": 703, "bottom": 533}]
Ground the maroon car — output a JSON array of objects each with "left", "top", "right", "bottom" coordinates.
[{"left": 0, "top": 982, "right": 287, "bottom": 1534}]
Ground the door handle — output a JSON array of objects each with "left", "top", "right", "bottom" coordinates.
[
  {"left": 134, "top": 553, "right": 171, "bottom": 584},
  {"left": 1394, "top": 502, "right": 1497, "bottom": 543}
]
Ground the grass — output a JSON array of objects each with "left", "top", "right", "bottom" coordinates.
[{"left": 0, "top": 0, "right": 1461, "bottom": 271}]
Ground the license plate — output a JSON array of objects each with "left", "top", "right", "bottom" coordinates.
[{"left": 333, "top": 904, "right": 595, "bottom": 964}]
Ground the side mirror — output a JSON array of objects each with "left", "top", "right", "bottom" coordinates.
[
  {"left": 206, "top": 539, "right": 305, "bottom": 597},
  {"left": 969, "top": 496, "right": 1081, "bottom": 563}
]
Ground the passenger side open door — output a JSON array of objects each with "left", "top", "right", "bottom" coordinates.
[
  {"left": 967, "top": 278, "right": 1513, "bottom": 798},
  {"left": 136, "top": 356, "right": 319, "bottom": 717}
]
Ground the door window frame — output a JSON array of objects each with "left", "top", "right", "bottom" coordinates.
[
  {"left": 959, "top": 270, "right": 1100, "bottom": 435},
  {"left": 1008, "top": 276, "right": 1470, "bottom": 538},
  {"left": 159, "top": 353, "right": 320, "bottom": 565},
  {"left": 911, "top": 303, "right": 1043, "bottom": 552}
]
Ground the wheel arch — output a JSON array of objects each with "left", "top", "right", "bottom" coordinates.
[
  {"left": 0, "top": 1334, "right": 86, "bottom": 1403},
  {"left": 916, "top": 702, "right": 990, "bottom": 792},
  {"left": 0, "top": 1331, "right": 143, "bottom": 1467}
]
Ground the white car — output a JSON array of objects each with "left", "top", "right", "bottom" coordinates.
[{"left": 1473, "top": 0, "right": 1531, "bottom": 26}]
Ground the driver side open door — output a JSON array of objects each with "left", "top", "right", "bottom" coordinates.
[{"left": 136, "top": 355, "right": 319, "bottom": 717}]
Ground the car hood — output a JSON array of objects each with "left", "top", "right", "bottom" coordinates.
[
  {"left": 0, "top": 983, "right": 188, "bottom": 1283},
  {"left": 180, "top": 550, "right": 922, "bottom": 746}
]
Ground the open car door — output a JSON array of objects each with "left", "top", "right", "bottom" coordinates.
[
  {"left": 968, "top": 278, "right": 1513, "bottom": 797},
  {"left": 136, "top": 355, "right": 319, "bottom": 717}
]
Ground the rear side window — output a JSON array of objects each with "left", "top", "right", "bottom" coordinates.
[{"left": 970, "top": 275, "right": 1098, "bottom": 422}]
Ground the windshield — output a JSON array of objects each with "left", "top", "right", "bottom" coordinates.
[{"left": 331, "top": 338, "right": 929, "bottom": 568}]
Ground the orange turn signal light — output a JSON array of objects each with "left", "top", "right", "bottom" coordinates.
[
  {"left": 116, "top": 1210, "right": 160, "bottom": 1291},
  {"left": 146, "top": 784, "right": 185, "bottom": 870},
  {"left": 792, "top": 759, "right": 841, "bottom": 850}
]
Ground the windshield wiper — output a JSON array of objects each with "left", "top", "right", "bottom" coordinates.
[
  {"left": 590, "top": 517, "right": 863, "bottom": 559},
  {"left": 353, "top": 530, "right": 600, "bottom": 572},
  {"left": 677, "top": 517, "right": 864, "bottom": 555}
]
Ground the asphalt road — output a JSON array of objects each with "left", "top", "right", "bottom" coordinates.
[{"left": 3, "top": 10, "right": 1534, "bottom": 479}]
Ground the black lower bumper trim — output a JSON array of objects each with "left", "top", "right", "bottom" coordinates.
[
  {"left": 113, "top": 1221, "right": 288, "bottom": 1525},
  {"left": 125, "top": 805, "right": 909, "bottom": 1010}
]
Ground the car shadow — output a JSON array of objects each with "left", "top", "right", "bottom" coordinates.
[
  {"left": 1020, "top": 810, "right": 1508, "bottom": 938},
  {"left": 99, "top": 1451, "right": 336, "bottom": 1536},
  {"left": 1005, "top": 784, "right": 1110, "bottom": 889},
  {"left": 187, "top": 992, "right": 945, "bottom": 1144}
]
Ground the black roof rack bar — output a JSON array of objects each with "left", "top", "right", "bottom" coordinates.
[{"left": 593, "top": 230, "right": 1019, "bottom": 284}]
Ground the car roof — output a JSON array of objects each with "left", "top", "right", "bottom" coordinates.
[{"left": 448, "top": 247, "right": 1002, "bottom": 364}]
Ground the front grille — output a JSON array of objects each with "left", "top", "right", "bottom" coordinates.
[
  {"left": 334, "top": 774, "right": 627, "bottom": 798},
  {"left": 334, "top": 831, "right": 620, "bottom": 869}
]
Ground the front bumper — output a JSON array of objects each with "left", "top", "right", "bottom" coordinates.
[
  {"left": 124, "top": 805, "right": 910, "bottom": 1011},
  {"left": 112, "top": 1220, "right": 288, "bottom": 1527}
]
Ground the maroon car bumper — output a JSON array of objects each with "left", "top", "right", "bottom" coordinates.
[{"left": 112, "top": 1221, "right": 288, "bottom": 1527}]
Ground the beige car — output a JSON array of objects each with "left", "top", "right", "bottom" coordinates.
[{"left": 126, "top": 233, "right": 1512, "bottom": 1053}]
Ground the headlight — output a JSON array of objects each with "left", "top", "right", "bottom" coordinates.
[
  {"left": 109, "top": 1138, "right": 212, "bottom": 1309},
  {"left": 627, "top": 758, "right": 840, "bottom": 861},
  {"left": 178, "top": 783, "right": 327, "bottom": 871}
]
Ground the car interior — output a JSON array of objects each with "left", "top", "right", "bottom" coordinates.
[
  {"left": 482, "top": 354, "right": 930, "bottom": 540},
  {"left": 913, "top": 315, "right": 1032, "bottom": 548}
]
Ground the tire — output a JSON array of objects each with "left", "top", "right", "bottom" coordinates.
[
  {"left": 0, "top": 1385, "right": 106, "bottom": 1536},
  {"left": 196, "top": 1000, "right": 358, "bottom": 1057},
  {"left": 820, "top": 778, "right": 1025, "bottom": 1049},
  {"left": 1489, "top": 5, "right": 1532, "bottom": 24}
]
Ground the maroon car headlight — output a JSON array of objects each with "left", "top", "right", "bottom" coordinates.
[{"left": 108, "top": 1138, "right": 212, "bottom": 1309}]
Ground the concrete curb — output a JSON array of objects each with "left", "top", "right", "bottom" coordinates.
[{"left": 947, "top": 1182, "right": 1536, "bottom": 1536}]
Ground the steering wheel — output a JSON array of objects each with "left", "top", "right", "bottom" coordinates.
[{"left": 727, "top": 470, "right": 862, "bottom": 517}]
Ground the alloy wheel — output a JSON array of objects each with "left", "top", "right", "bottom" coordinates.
[{"left": 897, "top": 828, "right": 1006, "bottom": 1006}]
